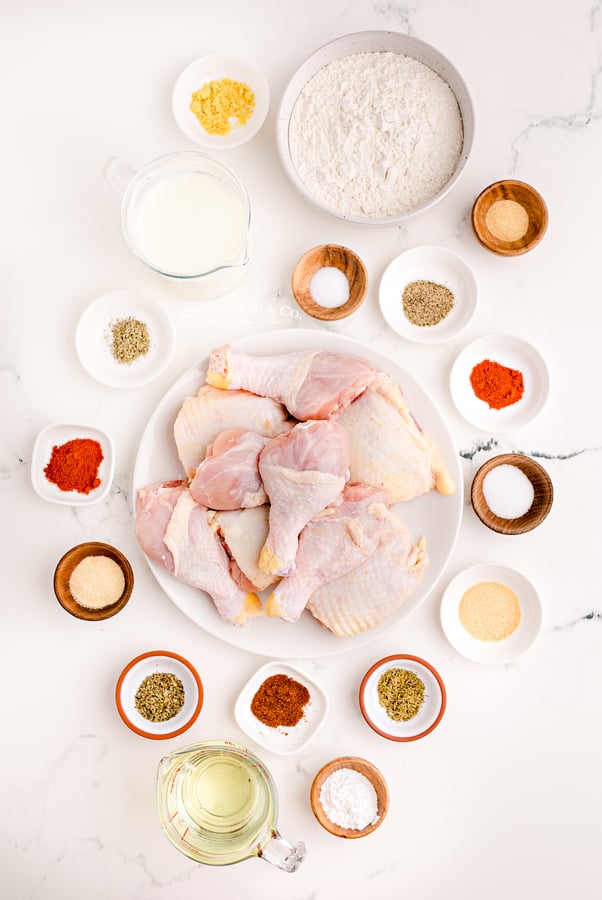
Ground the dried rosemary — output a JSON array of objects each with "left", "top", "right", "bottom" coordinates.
[
  {"left": 402, "top": 280, "right": 455, "bottom": 327},
  {"left": 134, "top": 672, "right": 185, "bottom": 722},
  {"left": 110, "top": 316, "right": 150, "bottom": 365},
  {"left": 377, "top": 667, "right": 425, "bottom": 722}
]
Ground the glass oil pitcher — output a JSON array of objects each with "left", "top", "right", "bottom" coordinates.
[
  {"left": 156, "top": 740, "right": 306, "bottom": 872},
  {"left": 104, "top": 151, "right": 252, "bottom": 300}
]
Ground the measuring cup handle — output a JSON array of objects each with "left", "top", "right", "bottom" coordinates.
[
  {"left": 258, "top": 831, "right": 306, "bottom": 873},
  {"left": 103, "top": 157, "right": 136, "bottom": 198}
]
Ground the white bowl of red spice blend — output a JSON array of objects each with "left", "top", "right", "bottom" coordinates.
[
  {"left": 234, "top": 661, "right": 328, "bottom": 756},
  {"left": 31, "top": 422, "right": 114, "bottom": 505}
]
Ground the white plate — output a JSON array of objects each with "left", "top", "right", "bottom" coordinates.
[
  {"left": 359, "top": 654, "right": 446, "bottom": 741},
  {"left": 131, "top": 329, "right": 463, "bottom": 659},
  {"left": 276, "top": 30, "right": 474, "bottom": 225},
  {"left": 234, "top": 661, "right": 328, "bottom": 755},
  {"left": 440, "top": 563, "right": 542, "bottom": 664},
  {"left": 31, "top": 422, "right": 114, "bottom": 505},
  {"left": 379, "top": 245, "right": 477, "bottom": 343},
  {"left": 115, "top": 650, "right": 203, "bottom": 740},
  {"left": 172, "top": 54, "right": 270, "bottom": 149},
  {"left": 450, "top": 334, "right": 550, "bottom": 431},
  {"left": 75, "top": 290, "right": 175, "bottom": 389}
]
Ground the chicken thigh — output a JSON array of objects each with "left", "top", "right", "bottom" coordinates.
[
  {"left": 336, "top": 371, "right": 455, "bottom": 503},
  {"left": 174, "top": 384, "right": 292, "bottom": 478},
  {"left": 189, "top": 429, "right": 269, "bottom": 510},
  {"left": 206, "top": 344, "right": 376, "bottom": 420},
  {"left": 134, "top": 480, "right": 187, "bottom": 573},
  {"left": 266, "top": 484, "right": 389, "bottom": 622},
  {"left": 258, "top": 420, "right": 350, "bottom": 576},
  {"left": 307, "top": 511, "right": 427, "bottom": 637}
]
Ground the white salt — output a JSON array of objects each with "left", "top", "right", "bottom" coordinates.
[
  {"left": 309, "top": 266, "right": 350, "bottom": 308},
  {"left": 482, "top": 464, "right": 535, "bottom": 519},
  {"left": 319, "top": 767, "right": 379, "bottom": 830}
]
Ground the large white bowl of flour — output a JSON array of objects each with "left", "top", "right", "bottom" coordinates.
[{"left": 276, "top": 31, "right": 474, "bottom": 225}]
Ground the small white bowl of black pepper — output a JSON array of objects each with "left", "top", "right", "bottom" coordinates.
[
  {"left": 115, "top": 650, "right": 204, "bottom": 740},
  {"left": 379, "top": 245, "right": 478, "bottom": 344}
]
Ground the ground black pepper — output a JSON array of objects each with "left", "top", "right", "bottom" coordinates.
[{"left": 402, "top": 280, "right": 455, "bottom": 326}]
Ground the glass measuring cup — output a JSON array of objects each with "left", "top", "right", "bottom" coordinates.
[
  {"left": 156, "top": 740, "right": 306, "bottom": 872},
  {"left": 104, "top": 151, "right": 252, "bottom": 300}
]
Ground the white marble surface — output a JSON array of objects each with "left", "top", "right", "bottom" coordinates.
[{"left": 2, "top": 0, "right": 601, "bottom": 897}]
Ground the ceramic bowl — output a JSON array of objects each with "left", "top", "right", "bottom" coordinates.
[
  {"left": 234, "top": 661, "right": 328, "bottom": 755},
  {"left": 291, "top": 244, "right": 368, "bottom": 321},
  {"left": 450, "top": 334, "right": 550, "bottom": 432},
  {"left": 471, "top": 180, "right": 548, "bottom": 256},
  {"left": 471, "top": 453, "right": 554, "bottom": 535},
  {"left": 31, "top": 423, "right": 114, "bottom": 505},
  {"left": 115, "top": 650, "right": 203, "bottom": 740},
  {"left": 359, "top": 654, "right": 446, "bottom": 742},
  {"left": 276, "top": 30, "right": 474, "bottom": 225},
  {"left": 379, "top": 245, "right": 477, "bottom": 343},
  {"left": 440, "top": 563, "right": 543, "bottom": 664},
  {"left": 172, "top": 53, "right": 270, "bottom": 149},
  {"left": 75, "top": 289, "right": 175, "bottom": 389},
  {"left": 54, "top": 541, "right": 134, "bottom": 621},
  {"left": 310, "top": 756, "right": 389, "bottom": 838}
]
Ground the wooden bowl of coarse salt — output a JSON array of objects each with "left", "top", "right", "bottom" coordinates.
[
  {"left": 310, "top": 756, "right": 389, "bottom": 838},
  {"left": 54, "top": 541, "right": 134, "bottom": 621},
  {"left": 471, "top": 180, "right": 548, "bottom": 256},
  {"left": 291, "top": 244, "right": 368, "bottom": 321}
]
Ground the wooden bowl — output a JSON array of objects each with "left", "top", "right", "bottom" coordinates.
[
  {"left": 291, "top": 244, "right": 368, "bottom": 321},
  {"left": 471, "top": 180, "right": 548, "bottom": 256},
  {"left": 471, "top": 453, "right": 553, "bottom": 535},
  {"left": 310, "top": 756, "right": 389, "bottom": 838},
  {"left": 54, "top": 541, "right": 134, "bottom": 620}
]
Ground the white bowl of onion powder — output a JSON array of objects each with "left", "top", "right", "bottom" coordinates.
[{"left": 276, "top": 30, "right": 474, "bottom": 225}]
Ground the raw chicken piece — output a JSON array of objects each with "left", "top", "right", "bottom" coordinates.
[
  {"left": 135, "top": 484, "right": 262, "bottom": 625},
  {"left": 134, "top": 480, "right": 187, "bottom": 573},
  {"left": 307, "top": 512, "right": 427, "bottom": 637},
  {"left": 258, "top": 420, "right": 350, "bottom": 577},
  {"left": 189, "top": 429, "right": 269, "bottom": 510},
  {"left": 336, "top": 372, "right": 455, "bottom": 503},
  {"left": 266, "top": 484, "right": 389, "bottom": 622},
  {"left": 206, "top": 344, "right": 376, "bottom": 420},
  {"left": 210, "top": 505, "right": 279, "bottom": 592},
  {"left": 174, "top": 384, "right": 292, "bottom": 478}
]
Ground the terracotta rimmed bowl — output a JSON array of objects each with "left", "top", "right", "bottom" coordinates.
[
  {"left": 115, "top": 650, "right": 204, "bottom": 740},
  {"left": 291, "top": 244, "right": 368, "bottom": 321},
  {"left": 54, "top": 541, "right": 134, "bottom": 621},
  {"left": 359, "top": 654, "right": 446, "bottom": 742},
  {"left": 471, "top": 180, "right": 548, "bottom": 256},
  {"left": 310, "top": 756, "right": 389, "bottom": 838},
  {"left": 471, "top": 453, "right": 553, "bottom": 535}
]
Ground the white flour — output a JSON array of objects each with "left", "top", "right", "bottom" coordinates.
[{"left": 289, "top": 51, "right": 463, "bottom": 218}]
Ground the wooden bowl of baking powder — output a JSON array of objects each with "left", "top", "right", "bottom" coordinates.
[{"left": 310, "top": 756, "right": 389, "bottom": 838}]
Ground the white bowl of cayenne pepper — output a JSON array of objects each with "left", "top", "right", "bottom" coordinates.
[
  {"left": 234, "top": 661, "right": 328, "bottom": 756},
  {"left": 31, "top": 422, "right": 115, "bottom": 506}
]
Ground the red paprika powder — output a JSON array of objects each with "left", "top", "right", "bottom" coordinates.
[
  {"left": 44, "top": 438, "right": 104, "bottom": 494},
  {"left": 250, "top": 674, "right": 310, "bottom": 728},
  {"left": 470, "top": 358, "right": 525, "bottom": 410}
]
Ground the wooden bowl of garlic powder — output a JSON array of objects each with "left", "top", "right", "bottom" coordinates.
[
  {"left": 471, "top": 180, "right": 548, "bottom": 256},
  {"left": 54, "top": 541, "right": 134, "bottom": 621}
]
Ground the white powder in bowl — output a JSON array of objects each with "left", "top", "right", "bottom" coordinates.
[
  {"left": 289, "top": 51, "right": 463, "bottom": 218},
  {"left": 319, "top": 767, "right": 379, "bottom": 830}
]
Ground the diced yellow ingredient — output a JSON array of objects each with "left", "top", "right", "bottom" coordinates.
[{"left": 190, "top": 78, "right": 255, "bottom": 135}]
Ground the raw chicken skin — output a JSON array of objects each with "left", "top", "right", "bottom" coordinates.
[
  {"left": 210, "top": 505, "right": 279, "bottom": 592},
  {"left": 134, "top": 480, "right": 187, "bottom": 573},
  {"left": 206, "top": 344, "right": 376, "bottom": 420},
  {"left": 174, "top": 384, "right": 292, "bottom": 478},
  {"left": 266, "top": 484, "right": 389, "bottom": 622},
  {"left": 336, "top": 372, "right": 455, "bottom": 503},
  {"left": 258, "top": 420, "right": 350, "bottom": 577},
  {"left": 307, "top": 512, "right": 427, "bottom": 637},
  {"left": 189, "top": 429, "right": 269, "bottom": 510}
]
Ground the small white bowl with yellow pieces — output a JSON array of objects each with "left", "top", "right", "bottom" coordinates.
[{"left": 172, "top": 53, "right": 270, "bottom": 149}]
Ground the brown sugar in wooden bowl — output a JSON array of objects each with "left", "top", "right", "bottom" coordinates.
[
  {"left": 310, "top": 756, "right": 389, "bottom": 838},
  {"left": 471, "top": 180, "right": 548, "bottom": 256},
  {"left": 471, "top": 453, "right": 553, "bottom": 535},
  {"left": 54, "top": 541, "right": 134, "bottom": 620},
  {"left": 291, "top": 244, "right": 368, "bottom": 321}
]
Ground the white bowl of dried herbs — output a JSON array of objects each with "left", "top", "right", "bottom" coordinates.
[
  {"left": 359, "top": 654, "right": 446, "bottom": 742},
  {"left": 115, "top": 650, "right": 203, "bottom": 740}
]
